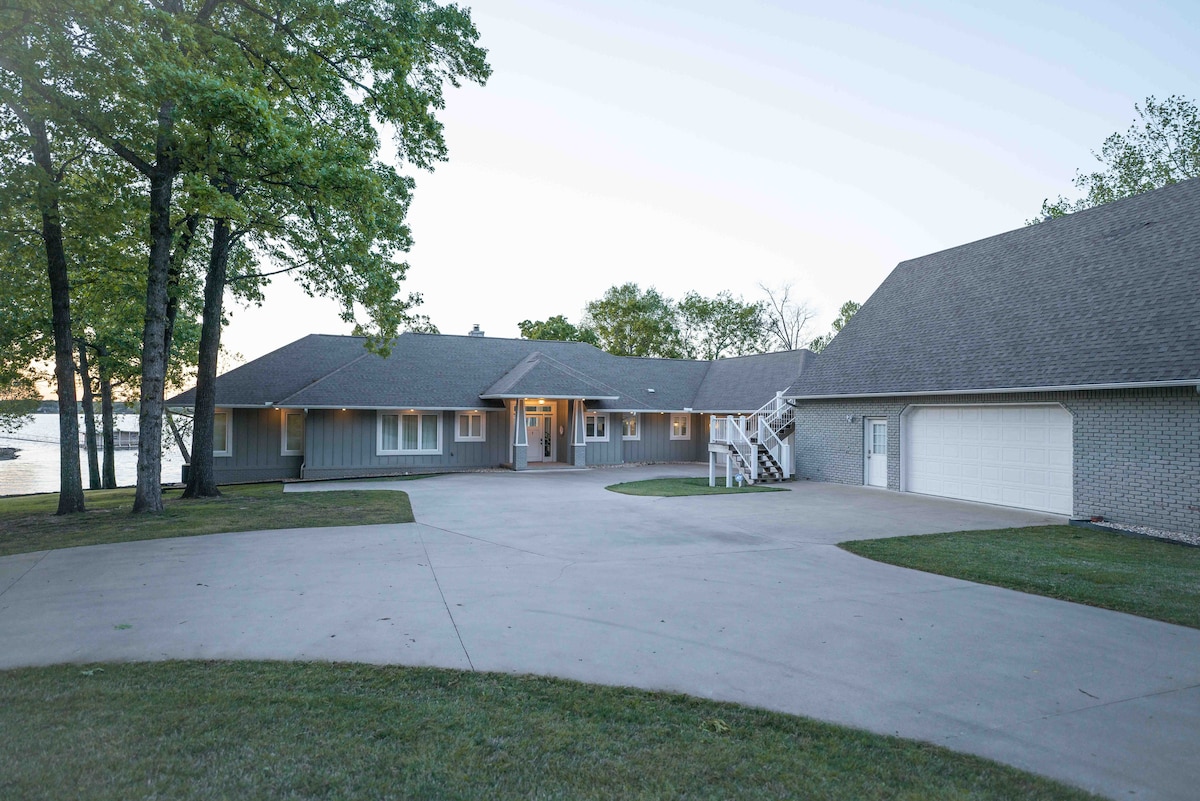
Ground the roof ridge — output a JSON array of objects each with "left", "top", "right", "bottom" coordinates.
[
  {"left": 537, "top": 351, "right": 652, "bottom": 407},
  {"left": 899, "top": 177, "right": 1197, "bottom": 269},
  {"left": 276, "top": 352, "right": 371, "bottom": 405}
]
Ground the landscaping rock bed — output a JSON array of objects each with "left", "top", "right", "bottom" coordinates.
[{"left": 1070, "top": 518, "right": 1200, "bottom": 547}]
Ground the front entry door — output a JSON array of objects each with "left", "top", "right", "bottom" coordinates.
[
  {"left": 525, "top": 409, "right": 555, "bottom": 462},
  {"left": 865, "top": 418, "right": 888, "bottom": 487}
]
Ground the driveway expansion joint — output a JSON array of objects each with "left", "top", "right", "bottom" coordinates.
[
  {"left": 0, "top": 549, "right": 50, "bottom": 600},
  {"left": 418, "top": 532, "right": 475, "bottom": 672}
]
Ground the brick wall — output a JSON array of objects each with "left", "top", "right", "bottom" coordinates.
[{"left": 792, "top": 386, "right": 1200, "bottom": 534}]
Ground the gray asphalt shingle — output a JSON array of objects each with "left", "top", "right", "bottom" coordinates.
[
  {"left": 169, "top": 332, "right": 812, "bottom": 412},
  {"left": 790, "top": 178, "right": 1200, "bottom": 397}
]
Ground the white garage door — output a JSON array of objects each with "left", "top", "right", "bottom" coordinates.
[{"left": 903, "top": 405, "right": 1072, "bottom": 514}]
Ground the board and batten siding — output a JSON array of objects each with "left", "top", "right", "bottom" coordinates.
[
  {"left": 213, "top": 408, "right": 303, "bottom": 483},
  {"left": 302, "top": 408, "right": 508, "bottom": 478},
  {"left": 620, "top": 412, "right": 708, "bottom": 464}
]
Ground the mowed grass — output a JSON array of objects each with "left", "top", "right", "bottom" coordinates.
[
  {"left": 841, "top": 525, "right": 1200, "bottom": 628},
  {"left": 0, "top": 482, "right": 415, "bottom": 558},
  {"left": 0, "top": 661, "right": 1098, "bottom": 801},
  {"left": 607, "top": 476, "right": 787, "bottom": 496}
]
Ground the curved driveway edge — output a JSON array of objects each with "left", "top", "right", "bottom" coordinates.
[{"left": 2, "top": 464, "right": 1198, "bottom": 801}]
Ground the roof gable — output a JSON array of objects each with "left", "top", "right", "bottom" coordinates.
[{"left": 482, "top": 352, "right": 622, "bottom": 400}]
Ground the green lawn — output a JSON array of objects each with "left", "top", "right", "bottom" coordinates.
[
  {"left": 0, "top": 661, "right": 1097, "bottom": 801},
  {"left": 0, "top": 482, "right": 415, "bottom": 558},
  {"left": 841, "top": 525, "right": 1200, "bottom": 628},
  {"left": 607, "top": 476, "right": 787, "bottom": 497}
]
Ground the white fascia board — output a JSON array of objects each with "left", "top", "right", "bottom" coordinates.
[
  {"left": 597, "top": 408, "right": 703, "bottom": 414},
  {"left": 479, "top": 394, "right": 620, "bottom": 401},
  {"left": 291, "top": 405, "right": 495, "bottom": 411},
  {"left": 785, "top": 379, "right": 1200, "bottom": 400}
]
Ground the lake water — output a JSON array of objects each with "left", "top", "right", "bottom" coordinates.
[{"left": 0, "top": 413, "right": 186, "bottom": 496}]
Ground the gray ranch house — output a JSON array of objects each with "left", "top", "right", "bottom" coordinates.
[
  {"left": 786, "top": 178, "right": 1200, "bottom": 536},
  {"left": 170, "top": 178, "right": 1198, "bottom": 536},
  {"left": 168, "top": 333, "right": 810, "bottom": 483}
]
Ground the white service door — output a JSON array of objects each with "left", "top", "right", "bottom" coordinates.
[
  {"left": 865, "top": 419, "right": 888, "bottom": 487},
  {"left": 904, "top": 405, "right": 1072, "bottom": 514}
]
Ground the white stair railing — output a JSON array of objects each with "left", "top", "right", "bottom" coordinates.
[
  {"left": 753, "top": 392, "right": 794, "bottom": 479},
  {"left": 710, "top": 393, "right": 794, "bottom": 483},
  {"left": 726, "top": 415, "right": 757, "bottom": 484}
]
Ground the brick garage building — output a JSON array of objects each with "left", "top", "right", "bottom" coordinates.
[{"left": 788, "top": 179, "right": 1200, "bottom": 535}]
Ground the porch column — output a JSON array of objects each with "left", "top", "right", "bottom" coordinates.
[
  {"left": 513, "top": 398, "right": 528, "bottom": 470},
  {"left": 572, "top": 398, "right": 587, "bottom": 467}
]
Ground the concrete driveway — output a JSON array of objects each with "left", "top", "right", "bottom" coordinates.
[{"left": 2, "top": 465, "right": 1198, "bottom": 800}]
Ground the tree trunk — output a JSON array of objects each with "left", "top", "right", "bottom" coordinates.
[
  {"left": 77, "top": 340, "right": 101, "bottom": 489},
  {"left": 163, "top": 213, "right": 200, "bottom": 375},
  {"left": 132, "top": 99, "right": 177, "bottom": 513},
  {"left": 29, "top": 117, "right": 85, "bottom": 514},
  {"left": 97, "top": 346, "right": 117, "bottom": 489},
  {"left": 166, "top": 409, "right": 190, "bottom": 464},
  {"left": 183, "top": 217, "right": 232, "bottom": 499}
]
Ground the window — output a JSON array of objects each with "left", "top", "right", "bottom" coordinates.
[
  {"left": 456, "top": 411, "right": 486, "bottom": 442},
  {"left": 281, "top": 411, "right": 304, "bottom": 456},
  {"left": 670, "top": 414, "right": 690, "bottom": 440},
  {"left": 378, "top": 411, "right": 442, "bottom": 454},
  {"left": 622, "top": 413, "right": 639, "bottom": 440},
  {"left": 584, "top": 412, "right": 608, "bottom": 441},
  {"left": 213, "top": 409, "right": 232, "bottom": 456}
]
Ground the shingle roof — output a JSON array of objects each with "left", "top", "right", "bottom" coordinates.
[
  {"left": 168, "top": 331, "right": 810, "bottom": 412},
  {"left": 692, "top": 349, "right": 815, "bottom": 411},
  {"left": 482, "top": 352, "right": 622, "bottom": 399},
  {"left": 168, "top": 334, "right": 369, "bottom": 406},
  {"left": 790, "top": 178, "right": 1200, "bottom": 397}
]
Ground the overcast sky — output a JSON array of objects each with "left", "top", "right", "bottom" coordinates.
[{"left": 219, "top": 0, "right": 1200, "bottom": 366}]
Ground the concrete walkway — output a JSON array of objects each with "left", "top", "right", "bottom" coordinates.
[{"left": 2, "top": 465, "right": 1198, "bottom": 800}]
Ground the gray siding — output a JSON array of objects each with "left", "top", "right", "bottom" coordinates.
[
  {"left": 213, "top": 408, "right": 303, "bottom": 483},
  {"left": 620, "top": 412, "right": 708, "bottom": 464},
  {"left": 792, "top": 387, "right": 1200, "bottom": 535},
  {"left": 584, "top": 410, "right": 623, "bottom": 465},
  {"left": 302, "top": 408, "right": 508, "bottom": 479}
]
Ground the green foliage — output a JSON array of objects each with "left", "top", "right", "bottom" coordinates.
[
  {"left": 1036, "top": 95, "right": 1200, "bottom": 220},
  {"left": 518, "top": 314, "right": 599, "bottom": 345},
  {"left": 0, "top": 373, "right": 39, "bottom": 434},
  {"left": 562, "top": 285, "right": 788, "bottom": 359},
  {"left": 808, "top": 300, "right": 860, "bottom": 353},
  {"left": 0, "top": 0, "right": 491, "bottom": 509},
  {"left": 677, "top": 291, "right": 766, "bottom": 360},
  {"left": 583, "top": 283, "right": 683, "bottom": 358}
]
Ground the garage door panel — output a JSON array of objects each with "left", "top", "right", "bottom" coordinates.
[{"left": 905, "top": 405, "right": 1072, "bottom": 515}]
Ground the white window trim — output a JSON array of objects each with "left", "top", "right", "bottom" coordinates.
[
  {"left": 670, "top": 413, "right": 691, "bottom": 441},
  {"left": 584, "top": 412, "right": 609, "bottom": 442},
  {"left": 622, "top": 413, "right": 640, "bottom": 441},
  {"left": 280, "top": 410, "right": 304, "bottom": 456},
  {"left": 455, "top": 411, "right": 486, "bottom": 443},
  {"left": 213, "top": 408, "right": 232, "bottom": 457},
  {"left": 377, "top": 410, "right": 443, "bottom": 455}
]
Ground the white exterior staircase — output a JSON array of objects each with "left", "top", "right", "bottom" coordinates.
[{"left": 708, "top": 392, "right": 795, "bottom": 486}]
